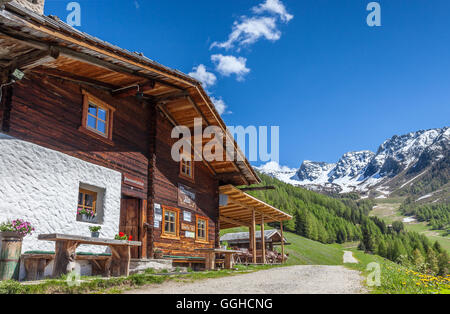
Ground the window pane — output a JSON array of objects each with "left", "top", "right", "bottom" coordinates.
[
  {"left": 84, "top": 194, "right": 94, "bottom": 207},
  {"left": 98, "top": 108, "right": 107, "bottom": 121},
  {"left": 78, "top": 193, "right": 83, "bottom": 206},
  {"left": 88, "top": 104, "right": 97, "bottom": 116},
  {"left": 87, "top": 115, "right": 97, "bottom": 129},
  {"left": 164, "top": 222, "right": 169, "bottom": 232},
  {"left": 97, "top": 121, "right": 106, "bottom": 134}
]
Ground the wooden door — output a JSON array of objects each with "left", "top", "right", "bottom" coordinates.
[{"left": 120, "top": 197, "right": 140, "bottom": 259}]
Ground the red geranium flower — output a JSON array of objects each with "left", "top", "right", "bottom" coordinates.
[
  {"left": 119, "top": 232, "right": 125, "bottom": 237},
  {"left": 128, "top": 235, "right": 133, "bottom": 241}
]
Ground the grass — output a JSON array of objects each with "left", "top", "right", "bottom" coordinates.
[
  {"left": 283, "top": 232, "right": 344, "bottom": 266},
  {"left": 221, "top": 228, "right": 344, "bottom": 266},
  {"left": 346, "top": 249, "right": 450, "bottom": 294},
  {"left": 404, "top": 222, "right": 450, "bottom": 252}
]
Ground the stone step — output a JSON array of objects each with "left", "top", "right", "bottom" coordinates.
[{"left": 129, "top": 258, "right": 174, "bottom": 274}]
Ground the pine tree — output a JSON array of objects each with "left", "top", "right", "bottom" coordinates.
[
  {"left": 437, "top": 251, "right": 449, "bottom": 276},
  {"left": 426, "top": 249, "right": 439, "bottom": 275}
]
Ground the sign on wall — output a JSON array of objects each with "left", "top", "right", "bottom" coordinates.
[
  {"left": 123, "top": 174, "right": 145, "bottom": 190},
  {"left": 154, "top": 203, "right": 162, "bottom": 229},
  {"left": 185, "top": 231, "right": 195, "bottom": 239},
  {"left": 183, "top": 211, "right": 192, "bottom": 222},
  {"left": 178, "top": 184, "right": 196, "bottom": 210},
  {"left": 181, "top": 223, "right": 195, "bottom": 232}
]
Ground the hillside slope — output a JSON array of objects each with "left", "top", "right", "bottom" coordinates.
[{"left": 221, "top": 227, "right": 344, "bottom": 266}]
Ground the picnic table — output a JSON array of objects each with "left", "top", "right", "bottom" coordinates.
[
  {"left": 38, "top": 234, "right": 141, "bottom": 278},
  {"left": 195, "top": 248, "right": 241, "bottom": 270}
]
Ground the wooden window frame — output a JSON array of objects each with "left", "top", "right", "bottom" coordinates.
[
  {"left": 179, "top": 152, "right": 194, "bottom": 182},
  {"left": 195, "top": 215, "right": 208, "bottom": 244},
  {"left": 77, "top": 188, "right": 97, "bottom": 216},
  {"left": 79, "top": 90, "right": 115, "bottom": 145},
  {"left": 161, "top": 206, "right": 180, "bottom": 240}
]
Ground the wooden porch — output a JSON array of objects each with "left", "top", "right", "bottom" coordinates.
[{"left": 219, "top": 185, "right": 293, "bottom": 265}]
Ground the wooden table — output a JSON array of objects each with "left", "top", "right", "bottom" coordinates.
[
  {"left": 195, "top": 248, "right": 241, "bottom": 270},
  {"left": 38, "top": 234, "right": 141, "bottom": 278}
]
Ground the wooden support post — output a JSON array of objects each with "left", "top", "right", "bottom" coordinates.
[
  {"left": 280, "top": 222, "right": 285, "bottom": 264},
  {"left": 52, "top": 240, "right": 79, "bottom": 278},
  {"left": 139, "top": 199, "right": 148, "bottom": 259},
  {"left": 261, "top": 216, "right": 266, "bottom": 264},
  {"left": 205, "top": 252, "right": 215, "bottom": 271},
  {"left": 224, "top": 253, "right": 234, "bottom": 269},
  {"left": 109, "top": 245, "right": 131, "bottom": 277},
  {"left": 251, "top": 209, "right": 256, "bottom": 264}
]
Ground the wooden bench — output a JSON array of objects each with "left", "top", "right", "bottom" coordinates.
[
  {"left": 22, "top": 251, "right": 112, "bottom": 281},
  {"left": 38, "top": 234, "right": 141, "bottom": 278},
  {"left": 163, "top": 255, "right": 206, "bottom": 269},
  {"left": 195, "top": 248, "right": 241, "bottom": 270}
]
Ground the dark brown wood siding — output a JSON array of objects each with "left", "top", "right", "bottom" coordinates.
[
  {"left": 149, "top": 114, "right": 219, "bottom": 257},
  {"left": 6, "top": 73, "right": 150, "bottom": 199}
]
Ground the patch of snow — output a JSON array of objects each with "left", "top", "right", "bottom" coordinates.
[
  {"left": 416, "top": 194, "right": 433, "bottom": 201},
  {"left": 403, "top": 217, "right": 417, "bottom": 223},
  {"left": 399, "top": 171, "right": 427, "bottom": 189}
]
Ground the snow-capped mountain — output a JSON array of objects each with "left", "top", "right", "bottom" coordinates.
[{"left": 256, "top": 127, "right": 449, "bottom": 195}]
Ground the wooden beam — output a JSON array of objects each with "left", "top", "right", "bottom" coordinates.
[
  {"left": 154, "top": 91, "right": 189, "bottom": 104},
  {"left": 7, "top": 48, "right": 60, "bottom": 71},
  {"left": 226, "top": 197, "right": 282, "bottom": 223},
  {"left": 219, "top": 216, "right": 251, "bottom": 228},
  {"left": 31, "top": 67, "right": 117, "bottom": 90},
  {"left": 261, "top": 216, "right": 266, "bottom": 264},
  {"left": 216, "top": 172, "right": 244, "bottom": 182},
  {"left": 239, "top": 186, "right": 275, "bottom": 192},
  {"left": 112, "top": 81, "right": 155, "bottom": 98}
]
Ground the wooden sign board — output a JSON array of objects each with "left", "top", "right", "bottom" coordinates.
[
  {"left": 181, "top": 223, "right": 195, "bottom": 232},
  {"left": 123, "top": 174, "right": 145, "bottom": 190},
  {"left": 178, "top": 184, "right": 196, "bottom": 210}
]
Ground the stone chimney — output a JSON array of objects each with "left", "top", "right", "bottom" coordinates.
[{"left": 9, "top": 0, "right": 45, "bottom": 14}]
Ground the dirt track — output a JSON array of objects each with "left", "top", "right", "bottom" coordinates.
[{"left": 126, "top": 265, "right": 367, "bottom": 294}]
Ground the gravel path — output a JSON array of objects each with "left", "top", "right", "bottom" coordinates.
[
  {"left": 343, "top": 251, "right": 359, "bottom": 264},
  {"left": 126, "top": 266, "right": 367, "bottom": 294}
]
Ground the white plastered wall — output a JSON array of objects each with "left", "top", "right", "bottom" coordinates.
[{"left": 0, "top": 133, "right": 122, "bottom": 255}]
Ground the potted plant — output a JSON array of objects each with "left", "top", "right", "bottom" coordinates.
[
  {"left": 0, "top": 219, "right": 34, "bottom": 281},
  {"left": 0, "top": 219, "right": 34, "bottom": 238},
  {"left": 221, "top": 241, "right": 229, "bottom": 250},
  {"left": 114, "top": 232, "right": 133, "bottom": 241},
  {"left": 89, "top": 226, "right": 102, "bottom": 238},
  {"left": 154, "top": 248, "right": 163, "bottom": 259},
  {"left": 77, "top": 207, "right": 96, "bottom": 222}
]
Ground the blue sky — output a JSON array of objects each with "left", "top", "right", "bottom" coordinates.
[{"left": 45, "top": 0, "right": 450, "bottom": 168}]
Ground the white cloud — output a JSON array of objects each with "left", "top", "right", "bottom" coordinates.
[
  {"left": 210, "top": 96, "right": 229, "bottom": 115},
  {"left": 252, "top": 0, "right": 294, "bottom": 23},
  {"left": 210, "top": 16, "right": 281, "bottom": 50},
  {"left": 188, "top": 64, "right": 217, "bottom": 88},
  {"left": 211, "top": 54, "right": 250, "bottom": 81}
]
